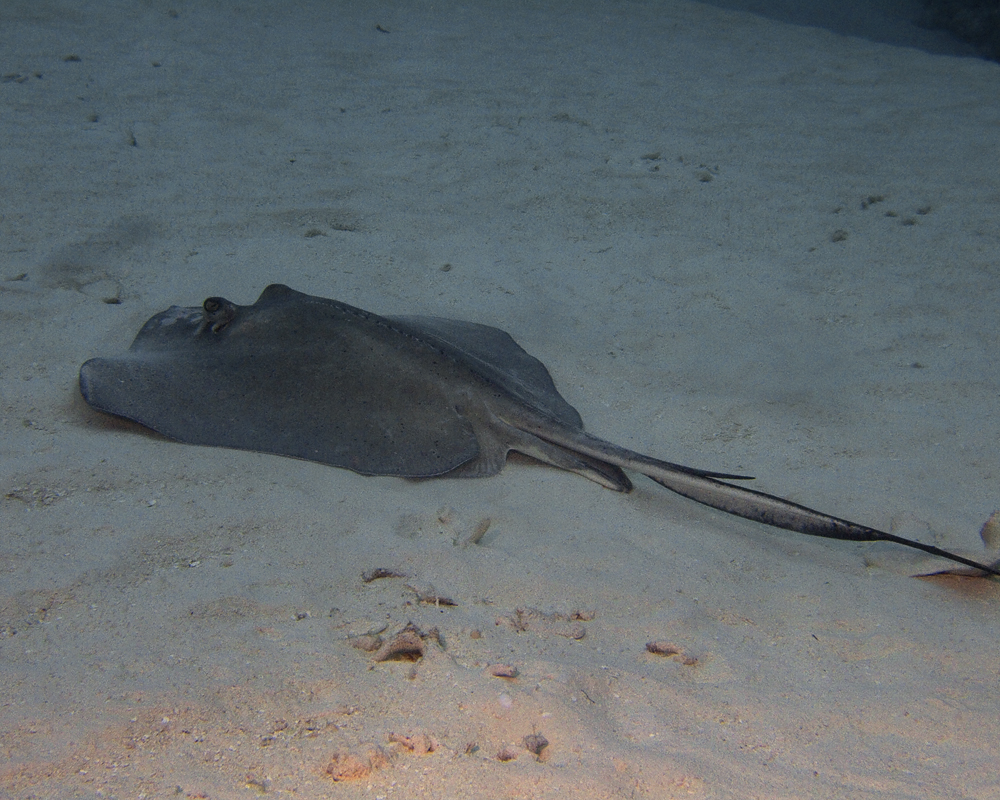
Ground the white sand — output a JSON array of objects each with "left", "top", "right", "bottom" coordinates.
[{"left": 2, "top": 2, "right": 999, "bottom": 798}]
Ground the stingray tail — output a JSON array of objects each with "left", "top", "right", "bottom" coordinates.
[
  {"left": 648, "top": 470, "right": 1000, "bottom": 578},
  {"left": 526, "top": 423, "right": 1000, "bottom": 577}
]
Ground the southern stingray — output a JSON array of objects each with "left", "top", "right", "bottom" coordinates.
[{"left": 79, "top": 284, "right": 999, "bottom": 577}]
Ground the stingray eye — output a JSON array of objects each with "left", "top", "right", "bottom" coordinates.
[{"left": 202, "top": 297, "right": 237, "bottom": 333}]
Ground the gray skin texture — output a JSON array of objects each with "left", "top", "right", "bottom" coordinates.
[{"left": 79, "top": 284, "right": 999, "bottom": 578}]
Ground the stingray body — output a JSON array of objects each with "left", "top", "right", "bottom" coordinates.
[{"left": 79, "top": 284, "right": 999, "bottom": 577}]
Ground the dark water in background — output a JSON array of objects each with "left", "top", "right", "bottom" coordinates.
[{"left": 697, "top": 0, "right": 997, "bottom": 60}]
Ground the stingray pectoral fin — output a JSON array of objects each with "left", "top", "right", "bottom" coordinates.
[
  {"left": 79, "top": 347, "right": 483, "bottom": 478},
  {"left": 648, "top": 470, "right": 1000, "bottom": 578}
]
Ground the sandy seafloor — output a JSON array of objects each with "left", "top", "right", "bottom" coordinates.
[{"left": 2, "top": 1, "right": 999, "bottom": 798}]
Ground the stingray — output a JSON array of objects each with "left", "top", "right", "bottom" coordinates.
[{"left": 79, "top": 284, "right": 999, "bottom": 578}]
